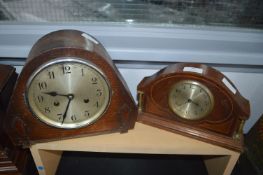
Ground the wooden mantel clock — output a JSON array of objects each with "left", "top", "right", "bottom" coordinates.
[
  {"left": 4, "top": 30, "right": 137, "bottom": 146},
  {"left": 137, "top": 63, "right": 250, "bottom": 151}
]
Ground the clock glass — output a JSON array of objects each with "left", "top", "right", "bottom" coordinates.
[
  {"left": 26, "top": 58, "right": 111, "bottom": 129},
  {"left": 168, "top": 80, "right": 214, "bottom": 120}
]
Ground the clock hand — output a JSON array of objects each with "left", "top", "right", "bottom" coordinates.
[
  {"left": 61, "top": 94, "right": 74, "bottom": 125},
  {"left": 176, "top": 97, "right": 189, "bottom": 107},
  {"left": 43, "top": 91, "right": 69, "bottom": 98},
  {"left": 178, "top": 98, "right": 199, "bottom": 107},
  {"left": 178, "top": 101, "right": 188, "bottom": 106},
  {"left": 190, "top": 100, "right": 199, "bottom": 106}
]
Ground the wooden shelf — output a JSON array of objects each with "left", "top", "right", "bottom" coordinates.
[{"left": 30, "top": 123, "right": 240, "bottom": 175}]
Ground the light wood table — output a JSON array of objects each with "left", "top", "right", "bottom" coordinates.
[{"left": 30, "top": 123, "right": 240, "bottom": 175}]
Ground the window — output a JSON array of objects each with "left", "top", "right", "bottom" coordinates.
[{"left": 0, "top": 0, "right": 262, "bottom": 29}]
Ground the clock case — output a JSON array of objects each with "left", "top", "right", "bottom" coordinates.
[
  {"left": 0, "top": 65, "right": 29, "bottom": 174},
  {"left": 137, "top": 63, "right": 250, "bottom": 152},
  {"left": 4, "top": 30, "right": 137, "bottom": 146}
]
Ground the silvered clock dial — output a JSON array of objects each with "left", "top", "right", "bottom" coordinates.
[{"left": 26, "top": 58, "right": 111, "bottom": 129}]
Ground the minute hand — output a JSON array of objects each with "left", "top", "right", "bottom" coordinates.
[
  {"left": 191, "top": 100, "right": 199, "bottom": 106},
  {"left": 61, "top": 94, "right": 74, "bottom": 124}
]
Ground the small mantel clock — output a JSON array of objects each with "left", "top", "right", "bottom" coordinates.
[
  {"left": 4, "top": 30, "right": 137, "bottom": 146},
  {"left": 137, "top": 63, "right": 250, "bottom": 151}
]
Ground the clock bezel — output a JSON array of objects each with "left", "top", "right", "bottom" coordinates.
[
  {"left": 25, "top": 57, "right": 112, "bottom": 129},
  {"left": 168, "top": 80, "right": 214, "bottom": 120}
]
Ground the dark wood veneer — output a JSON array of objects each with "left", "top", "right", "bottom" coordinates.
[
  {"left": 0, "top": 65, "right": 28, "bottom": 175},
  {"left": 137, "top": 63, "right": 250, "bottom": 152}
]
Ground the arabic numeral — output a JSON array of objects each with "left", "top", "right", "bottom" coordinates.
[
  {"left": 57, "top": 114, "right": 63, "bottom": 121},
  {"left": 63, "top": 65, "right": 71, "bottom": 74},
  {"left": 37, "top": 95, "right": 44, "bottom": 103},
  {"left": 48, "top": 71, "right": 55, "bottom": 79},
  {"left": 91, "top": 77, "right": 98, "bottom": 84},
  {"left": 84, "top": 111, "right": 90, "bottom": 117},
  {"left": 71, "top": 115, "right": 77, "bottom": 121},
  {"left": 38, "top": 82, "right": 47, "bottom": 90},
  {"left": 44, "top": 107, "right": 51, "bottom": 113},
  {"left": 96, "top": 89, "right": 102, "bottom": 96}
]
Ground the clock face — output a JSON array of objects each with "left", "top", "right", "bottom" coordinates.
[
  {"left": 26, "top": 58, "right": 111, "bottom": 129},
  {"left": 168, "top": 80, "right": 214, "bottom": 120}
]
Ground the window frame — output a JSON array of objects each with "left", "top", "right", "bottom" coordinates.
[{"left": 0, "top": 23, "right": 263, "bottom": 66}]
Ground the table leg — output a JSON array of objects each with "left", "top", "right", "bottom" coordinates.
[
  {"left": 30, "top": 147, "right": 62, "bottom": 175},
  {"left": 204, "top": 153, "right": 239, "bottom": 175}
]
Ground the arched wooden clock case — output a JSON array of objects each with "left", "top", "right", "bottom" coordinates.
[
  {"left": 4, "top": 30, "right": 137, "bottom": 146},
  {"left": 137, "top": 63, "right": 250, "bottom": 151}
]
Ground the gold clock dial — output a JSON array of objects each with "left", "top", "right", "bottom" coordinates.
[
  {"left": 168, "top": 80, "right": 214, "bottom": 120},
  {"left": 26, "top": 58, "right": 111, "bottom": 129}
]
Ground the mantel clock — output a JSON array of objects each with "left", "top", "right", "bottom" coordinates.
[
  {"left": 4, "top": 30, "right": 137, "bottom": 146},
  {"left": 137, "top": 63, "right": 250, "bottom": 151}
]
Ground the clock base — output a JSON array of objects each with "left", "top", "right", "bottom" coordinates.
[{"left": 138, "top": 112, "right": 244, "bottom": 152}]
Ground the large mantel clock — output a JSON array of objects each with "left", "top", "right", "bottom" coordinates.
[
  {"left": 4, "top": 30, "right": 137, "bottom": 146},
  {"left": 137, "top": 63, "right": 250, "bottom": 151}
]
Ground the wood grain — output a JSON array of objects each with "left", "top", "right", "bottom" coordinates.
[
  {"left": 0, "top": 65, "right": 28, "bottom": 175},
  {"left": 4, "top": 30, "right": 137, "bottom": 146},
  {"left": 137, "top": 63, "right": 250, "bottom": 152}
]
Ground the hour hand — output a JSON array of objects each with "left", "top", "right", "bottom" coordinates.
[
  {"left": 43, "top": 91, "right": 68, "bottom": 97},
  {"left": 177, "top": 99, "right": 192, "bottom": 107}
]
